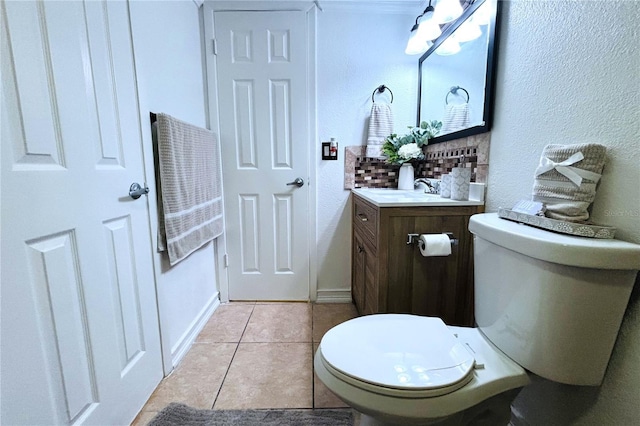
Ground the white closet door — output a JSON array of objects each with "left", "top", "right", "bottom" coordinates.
[{"left": 214, "top": 10, "right": 311, "bottom": 300}]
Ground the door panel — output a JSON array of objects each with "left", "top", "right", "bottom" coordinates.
[
  {"left": 1, "top": 1, "right": 162, "bottom": 424},
  {"left": 26, "top": 231, "right": 99, "bottom": 423},
  {"left": 215, "top": 11, "right": 309, "bottom": 300},
  {"left": 103, "top": 217, "right": 147, "bottom": 369}
]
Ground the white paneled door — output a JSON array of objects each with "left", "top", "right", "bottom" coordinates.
[
  {"left": 1, "top": 1, "right": 162, "bottom": 425},
  {"left": 214, "top": 11, "right": 310, "bottom": 300}
]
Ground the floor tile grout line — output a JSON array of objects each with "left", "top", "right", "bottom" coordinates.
[
  {"left": 210, "top": 303, "right": 256, "bottom": 409},
  {"left": 211, "top": 303, "right": 352, "bottom": 411},
  {"left": 143, "top": 303, "right": 361, "bottom": 415}
]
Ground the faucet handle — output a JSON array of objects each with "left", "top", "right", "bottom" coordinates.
[
  {"left": 414, "top": 178, "right": 436, "bottom": 194},
  {"left": 431, "top": 180, "right": 441, "bottom": 194}
]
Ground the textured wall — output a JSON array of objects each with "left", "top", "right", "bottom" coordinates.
[
  {"left": 130, "top": 0, "right": 217, "bottom": 367},
  {"left": 316, "top": 6, "right": 418, "bottom": 297},
  {"left": 488, "top": 1, "right": 640, "bottom": 424}
]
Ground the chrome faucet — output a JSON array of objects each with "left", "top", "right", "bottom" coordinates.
[{"left": 414, "top": 178, "right": 438, "bottom": 194}]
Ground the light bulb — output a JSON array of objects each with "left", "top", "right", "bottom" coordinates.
[
  {"left": 417, "top": 11, "right": 442, "bottom": 41},
  {"left": 473, "top": 0, "right": 492, "bottom": 25},
  {"left": 436, "top": 38, "right": 461, "bottom": 56},
  {"left": 433, "top": 0, "right": 463, "bottom": 24},
  {"left": 453, "top": 19, "right": 482, "bottom": 43},
  {"left": 405, "top": 27, "right": 429, "bottom": 55}
]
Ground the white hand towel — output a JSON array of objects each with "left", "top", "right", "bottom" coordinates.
[
  {"left": 366, "top": 103, "right": 393, "bottom": 158},
  {"left": 441, "top": 103, "right": 470, "bottom": 133}
]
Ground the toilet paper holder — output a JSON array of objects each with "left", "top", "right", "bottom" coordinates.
[{"left": 406, "top": 233, "right": 458, "bottom": 246}]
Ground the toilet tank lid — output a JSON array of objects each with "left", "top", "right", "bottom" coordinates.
[{"left": 469, "top": 213, "right": 640, "bottom": 270}]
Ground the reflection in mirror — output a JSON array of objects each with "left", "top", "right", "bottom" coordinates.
[{"left": 417, "top": 0, "right": 500, "bottom": 144}]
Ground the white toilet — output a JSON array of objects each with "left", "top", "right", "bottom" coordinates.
[{"left": 315, "top": 213, "right": 640, "bottom": 426}]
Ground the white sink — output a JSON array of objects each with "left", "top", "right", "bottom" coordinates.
[{"left": 352, "top": 185, "right": 485, "bottom": 207}]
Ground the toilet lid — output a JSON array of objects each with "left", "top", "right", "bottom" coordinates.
[{"left": 320, "top": 314, "right": 475, "bottom": 392}]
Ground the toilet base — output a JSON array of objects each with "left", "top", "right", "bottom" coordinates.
[{"left": 353, "top": 389, "right": 521, "bottom": 426}]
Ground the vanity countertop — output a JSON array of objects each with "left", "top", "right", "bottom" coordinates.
[{"left": 352, "top": 185, "right": 485, "bottom": 207}]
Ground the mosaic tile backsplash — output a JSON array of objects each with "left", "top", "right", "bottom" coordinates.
[{"left": 344, "top": 133, "right": 490, "bottom": 189}]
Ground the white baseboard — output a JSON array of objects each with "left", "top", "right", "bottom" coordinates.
[
  {"left": 315, "top": 288, "right": 352, "bottom": 304},
  {"left": 170, "top": 293, "right": 220, "bottom": 368}
]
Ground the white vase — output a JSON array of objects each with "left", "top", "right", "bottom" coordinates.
[{"left": 397, "top": 163, "right": 415, "bottom": 190}]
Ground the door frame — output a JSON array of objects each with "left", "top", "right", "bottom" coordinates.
[{"left": 202, "top": 1, "right": 318, "bottom": 302}]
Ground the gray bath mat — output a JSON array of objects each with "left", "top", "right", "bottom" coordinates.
[{"left": 147, "top": 403, "right": 353, "bottom": 425}]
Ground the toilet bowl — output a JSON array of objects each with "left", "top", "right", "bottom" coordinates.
[
  {"left": 315, "top": 314, "right": 529, "bottom": 426},
  {"left": 315, "top": 213, "right": 640, "bottom": 425}
]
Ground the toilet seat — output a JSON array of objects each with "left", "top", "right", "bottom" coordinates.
[
  {"left": 319, "top": 314, "right": 476, "bottom": 398},
  {"left": 315, "top": 317, "right": 530, "bottom": 422}
]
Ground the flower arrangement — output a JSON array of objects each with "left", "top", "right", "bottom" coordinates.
[{"left": 381, "top": 120, "right": 442, "bottom": 165}]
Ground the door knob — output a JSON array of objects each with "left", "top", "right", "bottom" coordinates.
[
  {"left": 129, "top": 182, "right": 149, "bottom": 199},
  {"left": 286, "top": 177, "right": 304, "bottom": 188}
]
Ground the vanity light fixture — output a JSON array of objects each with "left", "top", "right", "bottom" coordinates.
[
  {"left": 471, "top": 0, "right": 491, "bottom": 25},
  {"left": 433, "top": 0, "right": 464, "bottom": 24},
  {"left": 405, "top": 0, "right": 441, "bottom": 55},
  {"left": 435, "top": 37, "right": 461, "bottom": 56},
  {"left": 406, "top": 38, "right": 434, "bottom": 56},
  {"left": 417, "top": 2, "right": 442, "bottom": 42},
  {"left": 453, "top": 17, "right": 482, "bottom": 43},
  {"left": 405, "top": 22, "right": 429, "bottom": 55}
]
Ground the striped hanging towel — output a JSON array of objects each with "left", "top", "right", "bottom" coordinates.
[
  {"left": 366, "top": 103, "right": 393, "bottom": 158},
  {"left": 441, "top": 103, "right": 470, "bottom": 133},
  {"left": 156, "top": 113, "right": 224, "bottom": 265}
]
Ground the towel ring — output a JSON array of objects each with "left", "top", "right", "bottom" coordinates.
[
  {"left": 445, "top": 86, "right": 470, "bottom": 105},
  {"left": 372, "top": 85, "right": 393, "bottom": 103}
]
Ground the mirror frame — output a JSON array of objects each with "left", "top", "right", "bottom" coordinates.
[{"left": 417, "top": 0, "right": 501, "bottom": 144}]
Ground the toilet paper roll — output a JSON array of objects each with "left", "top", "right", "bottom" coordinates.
[{"left": 419, "top": 234, "right": 452, "bottom": 257}]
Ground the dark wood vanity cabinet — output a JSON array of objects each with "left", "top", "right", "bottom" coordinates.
[{"left": 352, "top": 194, "right": 484, "bottom": 326}]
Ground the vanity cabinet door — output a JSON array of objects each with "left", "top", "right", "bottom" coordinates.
[
  {"left": 385, "top": 213, "right": 473, "bottom": 326},
  {"left": 352, "top": 231, "right": 366, "bottom": 314},
  {"left": 352, "top": 229, "right": 378, "bottom": 316},
  {"left": 363, "top": 242, "right": 379, "bottom": 315}
]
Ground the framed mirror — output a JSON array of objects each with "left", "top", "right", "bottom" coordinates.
[{"left": 417, "top": 0, "right": 500, "bottom": 144}]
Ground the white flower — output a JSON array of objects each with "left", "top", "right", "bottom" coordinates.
[{"left": 397, "top": 143, "right": 422, "bottom": 160}]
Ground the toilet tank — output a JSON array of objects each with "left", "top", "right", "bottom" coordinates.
[{"left": 469, "top": 213, "right": 640, "bottom": 386}]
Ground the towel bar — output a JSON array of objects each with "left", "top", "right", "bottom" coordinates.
[
  {"left": 445, "top": 86, "right": 469, "bottom": 104},
  {"left": 372, "top": 85, "right": 394, "bottom": 103}
]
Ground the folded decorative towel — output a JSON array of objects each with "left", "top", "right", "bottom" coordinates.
[
  {"left": 366, "top": 103, "right": 393, "bottom": 158},
  {"left": 441, "top": 103, "right": 469, "bottom": 133},
  {"left": 532, "top": 143, "right": 606, "bottom": 222},
  {"left": 156, "top": 113, "right": 224, "bottom": 265}
]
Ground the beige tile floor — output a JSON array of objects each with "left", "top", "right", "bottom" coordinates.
[{"left": 132, "top": 302, "right": 359, "bottom": 425}]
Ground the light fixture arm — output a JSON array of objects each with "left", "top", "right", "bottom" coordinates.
[
  {"left": 409, "top": 0, "right": 435, "bottom": 32},
  {"left": 410, "top": 17, "right": 419, "bottom": 32},
  {"left": 419, "top": 1, "right": 436, "bottom": 22},
  {"left": 422, "top": 0, "right": 435, "bottom": 16}
]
